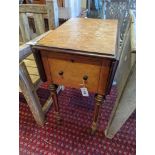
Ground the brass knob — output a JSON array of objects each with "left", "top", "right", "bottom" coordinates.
[
  {"left": 58, "top": 71, "right": 63, "bottom": 76},
  {"left": 83, "top": 75, "right": 88, "bottom": 81}
]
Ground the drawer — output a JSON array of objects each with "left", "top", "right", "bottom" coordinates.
[{"left": 48, "top": 58, "right": 101, "bottom": 92}]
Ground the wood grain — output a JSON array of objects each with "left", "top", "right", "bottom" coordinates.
[
  {"left": 32, "top": 0, "right": 46, "bottom": 4},
  {"left": 40, "top": 50, "right": 112, "bottom": 94},
  {"left": 19, "top": 13, "right": 31, "bottom": 42},
  {"left": 33, "top": 13, "right": 45, "bottom": 34},
  {"left": 19, "top": 1, "right": 58, "bottom": 126},
  {"left": 19, "top": 4, "right": 47, "bottom": 13},
  {"left": 41, "top": 54, "right": 53, "bottom": 83},
  {"left": 19, "top": 2, "right": 57, "bottom": 44},
  {"left": 19, "top": 62, "right": 45, "bottom": 126},
  {"left": 37, "top": 18, "right": 118, "bottom": 56},
  {"left": 48, "top": 58, "right": 101, "bottom": 93},
  {"left": 40, "top": 50, "right": 103, "bottom": 65},
  {"left": 97, "top": 60, "right": 111, "bottom": 95}
]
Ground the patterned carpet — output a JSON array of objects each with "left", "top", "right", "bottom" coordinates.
[{"left": 19, "top": 83, "right": 136, "bottom": 155}]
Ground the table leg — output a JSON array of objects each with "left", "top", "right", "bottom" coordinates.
[
  {"left": 91, "top": 94, "right": 104, "bottom": 134},
  {"left": 49, "top": 84, "right": 61, "bottom": 123}
]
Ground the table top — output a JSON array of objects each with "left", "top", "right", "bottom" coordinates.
[{"left": 37, "top": 18, "right": 118, "bottom": 57}]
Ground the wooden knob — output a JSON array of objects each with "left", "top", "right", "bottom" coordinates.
[
  {"left": 58, "top": 71, "right": 63, "bottom": 76},
  {"left": 83, "top": 75, "right": 88, "bottom": 81}
]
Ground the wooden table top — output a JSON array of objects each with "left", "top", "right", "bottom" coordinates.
[{"left": 37, "top": 18, "right": 118, "bottom": 57}]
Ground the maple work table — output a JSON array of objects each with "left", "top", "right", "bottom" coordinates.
[{"left": 32, "top": 18, "right": 119, "bottom": 133}]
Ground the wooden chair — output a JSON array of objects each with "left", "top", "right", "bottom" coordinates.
[
  {"left": 19, "top": 1, "right": 59, "bottom": 43},
  {"left": 19, "top": 0, "right": 59, "bottom": 126},
  {"left": 20, "top": 0, "right": 82, "bottom": 20}
]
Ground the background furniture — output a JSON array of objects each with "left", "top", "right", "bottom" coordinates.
[
  {"left": 105, "top": 9, "right": 136, "bottom": 138},
  {"left": 19, "top": 0, "right": 59, "bottom": 126},
  {"left": 20, "top": 0, "right": 82, "bottom": 20}
]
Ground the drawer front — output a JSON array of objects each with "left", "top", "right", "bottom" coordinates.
[{"left": 48, "top": 58, "right": 101, "bottom": 92}]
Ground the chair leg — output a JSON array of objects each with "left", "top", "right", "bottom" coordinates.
[{"left": 19, "top": 62, "right": 45, "bottom": 126}]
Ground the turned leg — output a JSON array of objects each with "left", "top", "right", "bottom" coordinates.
[
  {"left": 91, "top": 94, "right": 104, "bottom": 134},
  {"left": 49, "top": 84, "right": 61, "bottom": 123}
]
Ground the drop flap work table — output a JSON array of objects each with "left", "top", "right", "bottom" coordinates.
[{"left": 32, "top": 18, "right": 119, "bottom": 133}]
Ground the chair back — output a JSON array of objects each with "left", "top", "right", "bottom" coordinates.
[{"left": 19, "top": 0, "right": 59, "bottom": 43}]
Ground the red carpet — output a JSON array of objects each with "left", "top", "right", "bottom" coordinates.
[{"left": 19, "top": 83, "right": 136, "bottom": 155}]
